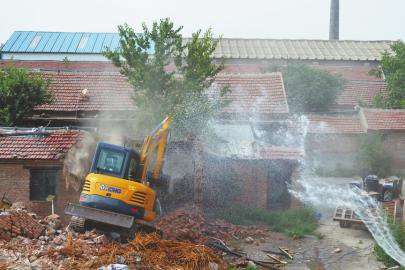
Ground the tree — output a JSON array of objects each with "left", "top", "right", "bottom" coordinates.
[
  {"left": 372, "top": 41, "right": 405, "bottom": 109},
  {"left": 104, "top": 18, "right": 228, "bottom": 138},
  {"left": 0, "top": 66, "right": 51, "bottom": 126},
  {"left": 269, "top": 64, "right": 345, "bottom": 112}
]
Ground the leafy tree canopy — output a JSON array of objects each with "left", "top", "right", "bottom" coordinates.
[
  {"left": 269, "top": 64, "right": 345, "bottom": 113},
  {"left": 104, "top": 18, "right": 228, "bottom": 138},
  {"left": 372, "top": 41, "right": 405, "bottom": 109},
  {"left": 0, "top": 66, "right": 51, "bottom": 126}
]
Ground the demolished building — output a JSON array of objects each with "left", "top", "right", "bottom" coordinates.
[{"left": 0, "top": 31, "right": 404, "bottom": 217}]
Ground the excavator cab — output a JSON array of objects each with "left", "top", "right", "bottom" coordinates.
[
  {"left": 65, "top": 117, "right": 171, "bottom": 232},
  {"left": 91, "top": 143, "right": 141, "bottom": 181}
]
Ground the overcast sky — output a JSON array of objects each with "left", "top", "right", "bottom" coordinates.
[{"left": 1, "top": 0, "right": 404, "bottom": 44}]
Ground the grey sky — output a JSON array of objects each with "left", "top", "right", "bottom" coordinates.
[{"left": 1, "top": 0, "right": 404, "bottom": 44}]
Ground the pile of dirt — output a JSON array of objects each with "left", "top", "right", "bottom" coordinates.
[{"left": 156, "top": 205, "right": 269, "bottom": 243}]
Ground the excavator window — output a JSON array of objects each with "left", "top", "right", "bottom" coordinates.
[{"left": 95, "top": 148, "right": 125, "bottom": 176}]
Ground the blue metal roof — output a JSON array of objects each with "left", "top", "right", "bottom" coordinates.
[{"left": 1, "top": 31, "right": 124, "bottom": 54}]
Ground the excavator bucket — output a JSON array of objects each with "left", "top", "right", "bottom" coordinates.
[{"left": 65, "top": 203, "right": 134, "bottom": 228}]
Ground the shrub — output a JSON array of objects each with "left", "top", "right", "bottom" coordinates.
[{"left": 213, "top": 205, "right": 318, "bottom": 238}]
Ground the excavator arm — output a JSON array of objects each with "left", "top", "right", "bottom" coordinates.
[{"left": 139, "top": 116, "right": 172, "bottom": 184}]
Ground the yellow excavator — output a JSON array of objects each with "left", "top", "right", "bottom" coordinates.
[{"left": 65, "top": 117, "right": 171, "bottom": 236}]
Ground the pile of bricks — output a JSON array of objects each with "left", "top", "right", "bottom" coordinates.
[{"left": 0, "top": 210, "right": 45, "bottom": 241}]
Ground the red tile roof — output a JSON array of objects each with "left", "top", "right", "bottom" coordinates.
[
  {"left": 35, "top": 72, "right": 135, "bottom": 112},
  {"left": 211, "top": 73, "right": 289, "bottom": 115},
  {"left": 35, "top": 71, "right": 288, "bottom": 115},
  {"left": 336, "top": 81, "right": 387, "bottom": 108},
  {"left": 362, "top": 108, "right": 405, "bottom": 131},
  {"left": 307, "top": 114, "right": 365, "bottom": 134},
  {"left": 0, "top": 130, "right": 81, "bottom": 160}
]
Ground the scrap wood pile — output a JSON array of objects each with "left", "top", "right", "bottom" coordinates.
[{"left": 156, "top": 205, "right": 269, "bottom": 244}]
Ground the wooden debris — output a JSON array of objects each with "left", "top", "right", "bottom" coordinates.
[
  {"left": 266, "top": 254, "right": 288, "bottom": 265},
  {"left": 278, "top": 247, "right": 293, "bottom": 260}
]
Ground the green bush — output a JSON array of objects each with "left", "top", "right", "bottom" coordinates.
[
  {"left": 213, "top": 205, "right": 318, "bottom": 238},
  {"left": 268, "top": 64, "right": 345, "bottom": 113},
  {"left": 356, "top": 133, "right": 392, "bottom": 177},
  {"left": 374, "top": 222, "right": 405, "bottom": 269},
  {"left": 0, "top": 66, "right": 51, "bottom": 126}
]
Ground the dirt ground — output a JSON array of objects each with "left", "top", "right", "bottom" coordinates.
[
  {"left": 240, "top": 177, "right": 385, "bottom": 270},
  {"left": 239, "top": 217, "right": 383, "bottom": 270}
]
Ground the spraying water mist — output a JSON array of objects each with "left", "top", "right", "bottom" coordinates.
[{"left": 290, "top": 115, "right": 405, "bottom": 266}]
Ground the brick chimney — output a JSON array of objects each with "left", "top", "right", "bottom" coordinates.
[{"left": 329, "top": 0, "right": 339, "bottom": 40}]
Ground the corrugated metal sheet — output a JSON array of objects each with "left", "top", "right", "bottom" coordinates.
[
  {"left": 1, "top": 31, "right": 121, "bottom": 54},
  {"left": 1, "top": 31, "right": 393, "bottom": 61}
]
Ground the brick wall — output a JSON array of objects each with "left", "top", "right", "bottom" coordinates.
[
  {"left": 0, "top": 162, "right": 80, "bottom": 220},
  {"left": 0, "top": 164, "right": 30, "bottom": 202}
]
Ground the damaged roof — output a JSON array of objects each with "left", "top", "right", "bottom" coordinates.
[
  {"left": 211, "top": 73, "right": 289, "bottom": 115},
  {"left": 0, "top": 130, "right": 81, "bottom": 160}
]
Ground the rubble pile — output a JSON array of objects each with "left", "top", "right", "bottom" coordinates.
[
  {"left": 0, "top": 230, "right": 223, "bottom": 269},
  {"left": 0, "top": 206, "right": 45, "bottom": 241},
  {"left": 0, "top": 205, "right": 224, "bottom": 269},
  {"left": 157, "top": 206, "right": 269, "bottom": 243}
]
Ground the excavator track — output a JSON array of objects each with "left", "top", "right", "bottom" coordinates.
[{"left": 69, "top": 216, "right": 86, "bottom": 232}]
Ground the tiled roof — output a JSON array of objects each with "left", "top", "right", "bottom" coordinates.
[
  {"left": 212, "top": 39, "right": 392, "bottom": 61},
  {"left": 362, "top": 108, "right": 405, "bottom": 131},
  {"left": 0, "top": 131, "right": 81, "bottom": 160},
  {"left": 307, "top": 114, "right": 365, "bottom": 134},
  {"left": 211, "top": 73, "right": 289, "bottom": 115},
  {"left": 336, "top": 81, "right": 387, "bottom": 108},
  {"left": 35, "top": 72, "right": 135, "bottom": 112}
]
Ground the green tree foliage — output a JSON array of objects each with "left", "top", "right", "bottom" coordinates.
[
  {"left": 372, "top": 41, "right": 405, "bottom": 109},
  {"left": 104, "top": 18, "right": 228, "bottom": 137},
  {"left": 0, "top": 67, "right": 51, "bottom": 126},
  {"left": 356, "top": 133, "right": 391, "bottom": 177},
  {"left": 269, "top": 64, "right": 345, "bottom": 112}
]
